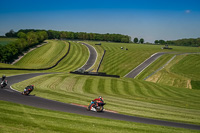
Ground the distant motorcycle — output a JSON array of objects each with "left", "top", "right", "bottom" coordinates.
[
  {"left": 87, "top": 101, "right": 106, "bottom": 112},
  {"left": 1, "top": 80, "right": 8, "bottom": 88},
  {"left": 22, "top": 85, "right": 34, "bottom": 95}
]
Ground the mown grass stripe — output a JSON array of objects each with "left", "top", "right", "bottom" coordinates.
[
  {"left": 83, "top": 78, "right": 93, "bottom": 93},
  {"left": 111, "top": 79, "right": 119, "bottom": 94},
  {"left": 14, "top": 40, "right": 68, "bottom": 69},
  {"left": 98, "top": 78, "right": 105, "bottom": 93},
  {"left": 49, "top": 41, "right": 88, "bottom": 72},
  {"left": 73, "top": 76, "right": 86, "bottom": 93},
  {"left": 90, "top": 78, "right": 99, "bottom": 94},
  {"left": 122, "top": 80, "right": 132, "bottom": 96}
]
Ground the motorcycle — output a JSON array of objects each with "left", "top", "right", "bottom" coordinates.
[
  {"left": 22, "top": 85, "right": 34, "bottom": 95},
  {"left": 1, "top": 80, "right": 8, "bottom": 88},
  {"left": 87, "top": 101, "right": 106, "bottom": 112},
  {"left": 22, "top": 88, "right": 33, "bottom": 95}
]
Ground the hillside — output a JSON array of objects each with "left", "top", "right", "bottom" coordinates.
[
  {"left": 12, "top": 73, "right": 200, "bottom": 125},
  {"left": 145, "top": 54, "right": 200, "bottom": 89},
  {"left": 14, "top": 40, "right": 69, "bottom": 69},
  {"left": 86, "top": 42, "right": 199, "bottom": 77},
  {"left": 1, "top": 40, "right": 200, "bottom": 132}
]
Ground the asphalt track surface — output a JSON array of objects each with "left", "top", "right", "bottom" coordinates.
[
  {"left": 79, "top": 43, "right": 97, "bottom": 71},
  {"left": 125, "top": 52, "right": 166, "bottom": 78}
]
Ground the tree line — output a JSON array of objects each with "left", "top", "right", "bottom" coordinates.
[
  {"left": 0, "top": 30, "right": 48, "bottom": 63},
  {"left": 5, "top": 29, "right": 146, "bottom": 43},
  {"left": 154, "top": 38, "right": 200, "bottom": 47},
  {"left": 6, "top": 29, "right": 131, "bottom": 43},
  {"left": 0, "top": 29, "right": 133, "bottom": 63}
]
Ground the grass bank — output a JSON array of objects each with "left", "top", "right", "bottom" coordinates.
[
  {"left": 14, "top": 40, "right": 69, "bottom": 69},
  {"left": 86, "top": 42, "right": 200, "bottom": 77},
  {"left": 0, "top": 100, "right": 198, "bottom": 133},
  {"left": 48, "top": 41, "right": 89, "bottom": 72},
  {"left": 12, "top": 73, "right": 200, "bottom": 125},
  {"left": 146, "top": 54, "right": 200, "bottom": 89}
]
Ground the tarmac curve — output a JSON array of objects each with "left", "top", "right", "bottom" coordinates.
[
  {"left": 78, "top": 43, "right": 97, "bottom": 71},
  {"left": 0, "top": 73, "right": 200, "bottom": 130},
  {"left": 124, "top": 52, "right": 166, "bottom": 78}
]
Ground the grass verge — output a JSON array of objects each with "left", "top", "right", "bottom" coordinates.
[
  {"left": 0, "top": 100, "right": 198, "bottom": 133},
  {"left": 146, "top": 54, "right": 200, "bottom": 89},
  {"left": 14, "top": 40, "right": 69, "bottom": 69}
]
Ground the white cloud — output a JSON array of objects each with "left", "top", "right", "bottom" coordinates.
[{"left": 185, "top": 10, "right": 191, "bottom": 13}]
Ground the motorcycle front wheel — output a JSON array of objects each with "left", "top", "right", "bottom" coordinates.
[{"left": 97, "top": 106, "right": 103, "bottom": 112}]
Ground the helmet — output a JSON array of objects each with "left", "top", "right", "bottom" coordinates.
[{"left": 98, "top": 96, "right": 103, "bottom": 101}]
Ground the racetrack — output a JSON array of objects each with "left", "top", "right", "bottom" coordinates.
[
  {"left": 1, "top": 43, "right": 200, "bottom": 130},
  {"left": 0, "top": 73, "right": 200, "bottom": 130},
  {"left": 124, "top": 52, "right": 166, "bottom": 78},
  {"left": 79, "top": 43, "right": 97, "bottom": 71}
]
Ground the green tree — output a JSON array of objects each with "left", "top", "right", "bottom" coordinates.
[
  {"left": 134, "top": 38, "right": 138, "bottom": 43},
  {"left": 17, "top": 32, "right": 27, "bottom": 39},
  {"left": 60, "top": 31, "right": 66, "bottom": 39},
  {"left": 139, "top": 38, "right": 144, "bottom": 44},
  {"left": 154, "top": 40, "right": 159, "bottom": 44},
  {"left": 159, "top": 40, "right": 166, "bottom": 44},
  {"left": 5, "top": 29, "right": 16, "bottom": 37},
  {"left": 27, "top": 31, "right": 38, "bottom": 45}
]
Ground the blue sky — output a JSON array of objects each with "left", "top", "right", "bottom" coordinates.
[{"left": 0, "top": 0, "right": 200, "bottom": 42}]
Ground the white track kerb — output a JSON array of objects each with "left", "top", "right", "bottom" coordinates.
[{"left": 10, "top": 86, "right": 21, "bottom": 93}]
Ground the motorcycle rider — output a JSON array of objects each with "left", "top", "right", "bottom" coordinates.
[
  {"left": 90, "top": 96, "right": 104, "bottom": 111},
  {"left": 2, "top": 75, "right": 6, "bottom": 81},
  {"left": 24, "top": 85, "right": 34, "bottom": 94},
  {"left": 1, "top": 75, "right": 8, "bottom": 88}
]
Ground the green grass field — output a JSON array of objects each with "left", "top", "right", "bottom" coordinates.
[
  {"left": 1, "top": 40, "right": 200, "bottom": 132},
  {"left": 14, "top": 40, "right": 69, "bottom": 69},
  {"left": 48, "top": 41, "right": 89, "bottom": 72},
  {"left": 145, "top": 54, "right": 200, "bottom": 89},
  {"left": 136, "top": 54, "right": 176, "bottom": 80},
  {"left": 1, "top": 100, "right": 197, "bottom": 133},
  {"left": 0, "top": 40, "right": 89, "bottom": 75},
  {"left": 0, "top": 38, "right": 17, "bottom": 45},
  {"left": 12, "top": 73, "right": 200, "bottom": 125},
  {"left": 89, "top": 42, "right": 200, "bottom": 77}
]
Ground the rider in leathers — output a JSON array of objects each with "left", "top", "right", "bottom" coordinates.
[
  {"left": 90, "top": 96, "right": 104, "bottom": 110},
  {"left": 1, "top": 75, "right": 7, "bottom": 87}
]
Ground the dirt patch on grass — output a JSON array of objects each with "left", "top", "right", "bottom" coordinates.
[
  {"left": 146, "top": 72, "right": 161, "bottom": 83},
  {"left": 187, "top": 80, "right": 192, "bottom": 89}
]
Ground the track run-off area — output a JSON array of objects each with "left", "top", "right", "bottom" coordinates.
[{"left": 1, "top": 41, "right": 200, "bottom": 131}]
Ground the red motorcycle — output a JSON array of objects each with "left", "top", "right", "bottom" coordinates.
[
  {"left": 87, "top": 101, "right": 106, "bottom": 112},
  {"left": 22, "top": 85, "right": 34, "bottom": 95}
]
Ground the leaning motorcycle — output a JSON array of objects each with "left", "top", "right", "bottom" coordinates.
[
  {"left": 1, "top": 80, "right": 8, "bottom": 88},
  {"left": 22, "top": 88, "right": 32, "bottom": 95},
  {"left": 87, "top": 101, "right": 106, "bottom": 112}
]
